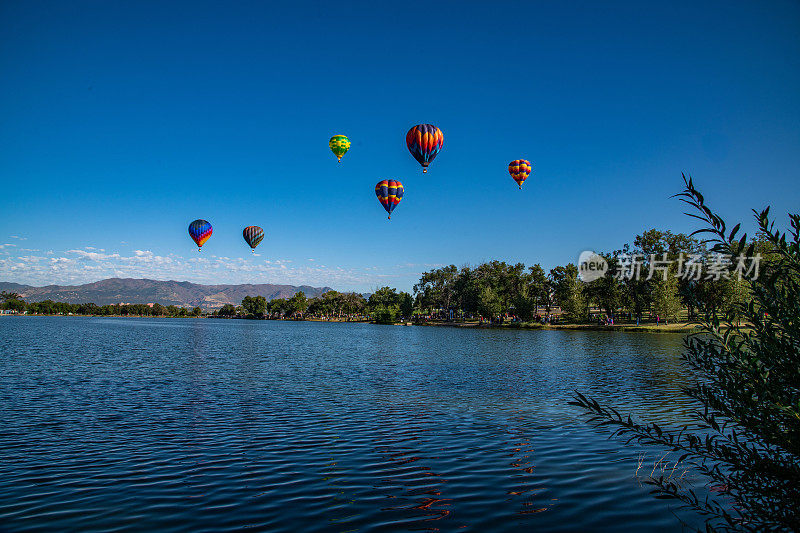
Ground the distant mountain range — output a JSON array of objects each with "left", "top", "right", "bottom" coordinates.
[{"left": 0, "top": 278, "right": 334, "bottom": 309}]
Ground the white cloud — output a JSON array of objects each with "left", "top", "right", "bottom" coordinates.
[
  {"left": 0, "top": 248, "right": 398, "bottom": 289},
  {"left": 67, "top": 249, "right": 121, "bottom": 261}
]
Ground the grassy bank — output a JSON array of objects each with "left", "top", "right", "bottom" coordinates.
[
  {"left": 3, "top": 314, "right": 699, "bottom": 333},
  {"left": 416, "top": 320, "right": 699, "bottom": 333}
]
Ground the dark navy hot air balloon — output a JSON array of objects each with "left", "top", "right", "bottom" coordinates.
[
  {"left": 375, "top": 180, "right": 404, "bottom": 219},
  {"left": 188, "top": 219, "right": 212, "bottom": 251},
  {"left": 406, "top": 124, "right": 443, "bottom": 173},
  {"left": 242, "top": 226, "right": 264, "bottom": 253}
]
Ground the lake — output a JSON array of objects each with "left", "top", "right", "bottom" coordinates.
[{"left": 0, "top": 317, "right": 700, "bottom": 531}]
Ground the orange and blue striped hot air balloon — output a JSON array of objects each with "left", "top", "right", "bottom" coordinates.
[
  {"left": 406, "top": 124, "right": 443, "bottom": 173},
  {"left": 242, "top": 226, "right": 264, "bottom": 253},
  {"left": 508, "top": 159, "right": 532, "bottom": 189},
  {"left": 188, "top": 219, "right": 212, "bottom": 251},
  {"left": 375, "top": 179, "right": 404, "bottom": 219}
]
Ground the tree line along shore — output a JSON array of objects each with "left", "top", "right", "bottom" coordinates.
[
  {"left": 1, "top": 225, "right": 773, "bottom": 331},
  {"left": 222, "top": 225, "right": 775, "bottom": 331}
]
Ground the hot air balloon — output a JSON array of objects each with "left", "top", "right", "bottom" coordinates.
[
  {"left": 242, "top": 226, "right": 264, "bottom": 253},
  {"left": 406, "top": 124, "right": 443, "bottom": 173},
  {"left": 188, "top": 219, "right": 212, "bottom": 251},
  {"left": 508, "top": 159, "right": 532, "bottom": 189},
  {"left": 329, "top": 134, "right": 350, "bottom": 163},
  {"left": 375, "top": 179, "right": 404, "bottom": 219}
]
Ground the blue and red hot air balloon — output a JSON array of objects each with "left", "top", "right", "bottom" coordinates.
[
  {"left": 188, "top": 219, "right": 212, "bottom": 251},
  {"left": 242, "top": 226, "right": 264, "bottom": 253},
  {"left": 406, "top": 124, "right": 443, "bottom": 173},
  {"left": 375, "top": 180, "right": 404, "bottom": 219}
]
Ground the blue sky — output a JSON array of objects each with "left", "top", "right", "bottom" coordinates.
[{"left": 1, "top": 0, "right": 799, "bottom": 291}]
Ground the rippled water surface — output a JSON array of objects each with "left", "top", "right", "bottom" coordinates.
[{"left": 0, "top": 317, "right": 701, "bottom": 531}]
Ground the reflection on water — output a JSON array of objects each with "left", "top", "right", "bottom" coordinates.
[{"left": 0, "top": 317, "right": 699, "bottom": 531}]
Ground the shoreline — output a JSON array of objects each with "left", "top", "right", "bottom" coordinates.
[
  {"left": 3, "top": 314, "right": 699, "bottom": 333},
  {"left": 414, "top": 320, "right": 698, "bottom": 333}
]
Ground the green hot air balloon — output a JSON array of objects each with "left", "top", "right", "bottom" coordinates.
[{"left": 329, "top": 134, "right": 350, "bottom": 163}]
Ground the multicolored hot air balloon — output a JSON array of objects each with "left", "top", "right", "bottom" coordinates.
[
  {"left": 406, "top": 124, "right": 443, "bottom": 173},
  {"left": 329, "top": 134, "right": 350, "bottom": 163},
  {"left": 242, "top": 226, "right": 264, "bottom": 253},
  {"left": 375, "top": 179, "right": 404, "bottom": 219},
  {"left": 508, "top": 159, "right": 532, "bottom": 189},
  {"left": 188, "top": 219, "right": 212, "bottom": 251}
]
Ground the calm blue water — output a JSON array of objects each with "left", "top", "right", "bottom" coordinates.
[{"left": 0, "top": 317, "right": 700, "bottom": 531}]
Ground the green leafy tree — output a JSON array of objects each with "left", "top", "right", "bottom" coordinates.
[
  {"left": 527, "top": 264, "right": 549, "bottom": 315},
  {"left": 651, "top": 272, "right": 681, "bottom": 321},
  {"left": 1, "top": 297, "right": 26, "bottom": 313},
  {"left": 0, "top": 291, "right": 21, "bottom": 302},
  {"left": 584, "top": 252, "right": 623, "bottom": 317},
  {"left": 723, "top": 276, "right": 750, "bottom": 325},
  {"left": 551, "top": 264, "right": 586, "bottom": 321},
  {"left": 685, "top": 272, "right": 730, "bottom": 317},
  {"left": 76, "top": 302, "right": 99, "bottom": 315},
  {"left": 306, "top": 297, "right": 322, "bottom": 316},
  {"left": 453, "top": 266, "right": 479, "bottom": 315},
  {"left": 398, "top": 291, "right": 413, "bottom": 319},
  {"left": 287, "top": 291, "right": 308, "bottom": 317},
  {"left": 343, "top": 292, "right": 367, "bottom": 319},
  {"left": 368, "top": 287, "right": 401, "bottom": 323},
  {"left": 368, "top": 287, "right": 399, "bottom": 309},
  {"left": 632, "top": 229, "right": 701, "bottom": 322},
  {"left": 572, "top": 176, "right": 800, "bottom": 531},
  {"left": 242, "top": 295, "right": 267, "bottom": 317},
  {"left": 320, "top": 290, "right": 341, "bottom": 317},
  {"left": 503, "top": 264, "right": 543, "bottom": 321},
  {"left": 477, "top": 285, "right": 502, "bottom": 320},
  {"left": 616, "top": 243, "right": 652, "bottom": 323},
  {"left": 372, "top": 305, "right": 400, "bottom": 324},
  {"left": 217, "top": 304, "right": 237, "bottom": 317},
  {"left": 268, "top": 298, "right": 288, "bottom": 317},
  {"left": 414, "top": 265, "right": 458, "bottom": 314},
  {"left": 473, "top": 260, "right": 523, "bottom": 313}
]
